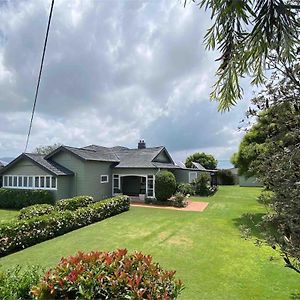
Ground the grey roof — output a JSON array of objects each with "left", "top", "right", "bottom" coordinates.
[
  {"left": 24, "top": 153, "right": 74, "bottom": 176},
  {"left": 192, "top": 162, "right": 207, "bottom": 171}
]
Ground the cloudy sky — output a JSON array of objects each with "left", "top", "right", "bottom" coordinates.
[{"left": 0, "top": 0, "right": 251, "bottom": 164}]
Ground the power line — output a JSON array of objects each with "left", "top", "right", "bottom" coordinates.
[{"left": 24, "top": 0, "right": 55, "bottom": 152}]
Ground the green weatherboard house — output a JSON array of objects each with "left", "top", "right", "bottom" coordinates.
[{"left": 0, "top": 141, "right": 215, "bottom": 201}]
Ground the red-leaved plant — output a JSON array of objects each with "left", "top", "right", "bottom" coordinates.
[{"left": 31, "top": 249, "right": 184, "bottom": 300}]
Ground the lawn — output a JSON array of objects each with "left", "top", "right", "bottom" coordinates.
[
  {"left": 0, "top": 186, "right": 299, "bottom": 299},
  {"left": 0, "top": 208, "right": 18, "bottom": 224}
]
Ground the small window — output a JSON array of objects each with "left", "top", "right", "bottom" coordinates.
[
  {"left": 101, "top": 175, "right": 109, "bottom": 183},
  {"left": 189, "top": 172, "right": 197, "bottom": 183},
  {"left": 51, "top": 177, "right": 57, "bottom": 189},
  {"left": 13, "top": 176, "right": 18, "bottom": 187},
  {"left": 18, "top": 176, "right": 22, "bottom": 187},
  {"left": 46, "top": 176, "right": 51, "bottom": 188},
  {"left": 4, "top": 176, "right": 8, "bottom": 187},
  {"left": 35, "top": 176, "right": 40, "bottom": 188},
  {"left": 40, "top": 176, "right": 45, "bottom": 188},
  {"left": 28, "top": 177, "right": 33, "bottom": 187},
  {"left": 23, "top": 176, "right": 28, "bottom": 187},
  {"left": 8, "top": 176, "right": 12, "bottom": 187}
]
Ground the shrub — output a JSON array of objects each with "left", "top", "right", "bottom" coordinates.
[
  {"left": 177, "top": 183, "right": 194, "bottom": 196},
  {"left": 193, "top": 173, "right": 211, "bottom": 196},
  {"left": 0, "top": 196, "right": 130, "bottom": 257},
  {"left": 0, "top": 188, "right": 54, "bottom": 209},
  {"left": 155, "top": 171, "right": 176, "bottom": 201},
  {"left": 217, "top": 169, "right": 235, "bottom": 185},
  {"left": 0, "top": 265, "right": 42, "bottom": 300},
  {"left": 257, "top": 190, "right": 274, "bottom": 206},
  {"left": 19, "top": 204, "right": 55, "bottom": 220},
  {"left": 56, "top": 195, "right": 95, "bottom": 211},
  {"left": 31, "top": 249, "right": 184, "bottom": 300},
  {"left": 172, "top": 193, "right": 188, "bottom": 208}
]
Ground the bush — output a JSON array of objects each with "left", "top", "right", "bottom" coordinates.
[
  {"left": 217, "top": 169, "right": 235, "bottom": 185},
  {"left": 155, "top": 171, "right": 176, "bottom": 201},
  {"left": 0, "top": 188, "right": 54, "bottom": 209},
  {"left": 257, "top": 190, "right": 274, "bottom": 206},
  {"left": 31, "top": 249, "right": 184, "bottom": 300},
  {"left": 56, "top": 195, "right": 95, "bottom": 211},
  {"left": 0, "top": 265, "right": 42, "bottom": 300},
  {"left": 193, "top": 173, "right": 211, "bottom": 196},
  {"left": 19, "top": 204, "right": 55, "bottom": 220},
  {"left": 172, "top": 193, "right": 188, "bottom": 208},
  {"left": 0, "top": 196, "right": 130, "bottom": 257},
  {"left": 177, "top": 183, "right": 194, "bottom": 196}
]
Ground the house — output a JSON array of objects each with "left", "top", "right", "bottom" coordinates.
[{"left": 0, "top": 141, "right": 216, "bottom": 201}]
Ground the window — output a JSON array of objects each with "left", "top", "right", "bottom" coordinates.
[
  {"left": 101, "top": 175, "right": 109, "bottom": 183},
  {"left": 113, "top": 174, "right": 120, "bottom": 193},
  {"left": 189, "top": 172, "right": 197, "bottom": 183},
  {"left": 2, "top": 175, "right": 57, "bottom": 190},
  {"left": 147, "top": 175, "right": 154, "bottom": 197}
]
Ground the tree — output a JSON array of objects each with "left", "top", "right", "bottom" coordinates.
[
  {"left": 236, "top": 65, "right": 300, "bottom": 274},
  {"left": 33, "top": 143, "right": 62, "bottom": 156},
  {"left": 155, "top": 171, "right": 177, "bottom": 201},
  {"left": 185, "top": 0, "right": 300, "bottom": 110},
  {"left": 185, "top": 152, "right": 217, "bottom": 169}
]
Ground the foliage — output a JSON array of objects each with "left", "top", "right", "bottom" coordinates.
[
  {"left": 217, "top": 169, "right": 235, "bottom": 185},
  {"left": 257, "top": 190, "right": 274, "bottom": 206},
  {"left": 192, "top": 173, "right": 211, "bottom": 196},
  {"left": 33, "top": 143, "right": 62, "bottom": 156},
  {"left": 185, "top": 0, "right": 300, "bottom": 110},
  {"left": 19, "top": 204, "right": 55, "bottom": 220},
  {"left": 185, "top": 152, "right": 217, "bottom": 169},
  {"left": 31, "top": 249, "right": 184, "bottom": 300},
  {"left": 56, "top": 195, "right": 95, "bottom": 211},
  {"left": 236, "top": 64, "right": 300, "bottom": 274},
  {"left": 172, "top": 193, "right": 188, "bottom": 208},
  {"left": 0, "top": 265, "right": 42, "bottom": 300},
  {"left": 0, "top": 196, "right": 130, "bottom": 257},
  {"left": 176, "top": 183, "right": 195, "bottom": 196},
  {"left": 155, "top": 171, "right": 177, "bottom": 201},
  {"left": 0, "top": 188, "right": 54, "bottom": 209}
]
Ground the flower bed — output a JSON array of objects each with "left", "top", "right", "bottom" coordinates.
[{"left": 0, "top": 196, "right": 130, "bottom": 257}]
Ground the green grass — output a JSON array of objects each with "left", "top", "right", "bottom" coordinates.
[
  {"left": 0, "top": 209, "right": 18, "bottom": 223},
  {"left": 0, "top": 186, "right": 299, "bottom": 299}
]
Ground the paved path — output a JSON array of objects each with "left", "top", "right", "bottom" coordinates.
[{"left": 130, "top": 200, "right": 208, "bottom": 212}]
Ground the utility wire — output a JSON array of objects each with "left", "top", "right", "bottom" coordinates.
[{"left": 24, "top": 0, "right": 55, "bottom": 152}]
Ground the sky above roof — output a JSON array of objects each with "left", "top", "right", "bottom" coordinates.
[{"left": 0, "top": 0, "right": 251, "bottom": 163}]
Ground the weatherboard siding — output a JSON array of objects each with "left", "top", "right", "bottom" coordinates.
[
  {"left": 153, "top": 151, "right": 171, "bottom": 163},
  {"left": 1, "top": 159, "right": 51, "bottom": 176}
]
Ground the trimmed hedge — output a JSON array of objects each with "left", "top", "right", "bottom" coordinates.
[
  {"left": 0, "top": 188, "right": 54, "bottom": 209},
  {"left": 31, "top": 249, "right": 184, "bottom": 299},
  {"left": 18, "top": 204, "right": 55, "bottom": 220},
  {"left": 0, "top": 196, "right": 130, "bottom": 257},
  {"left": 56, "top": 195, "right": 95, "bottom": 211}
]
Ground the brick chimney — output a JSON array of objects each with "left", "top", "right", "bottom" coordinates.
[{"left": 138, "top": 139, "right": 146, "bottom": 149}]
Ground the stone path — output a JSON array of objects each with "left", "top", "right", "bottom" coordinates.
[{"left": 130, "top": 200, "right": 208, "bottom": 212}]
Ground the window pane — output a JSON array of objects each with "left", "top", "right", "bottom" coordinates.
[
  {"left": 23, "top": 177, "right": 28, "bottom": 187},
  {"left": 51, "top": 177, "right": 56, "bottom": 188},
  {"left": 46, "top": 177, "right": 50, "bottom": 188},
  {"left": 18, "top": 176, "right": 22, "bottom": 187},
  {"left": 40, "top": 176, "right": 45, "bottom": 188},
  {"left": 35, "top": 176, "right": 39, "bottom": 188},
  {"left": 9, "top": 176, "right": 12, "bottom": 187},
  {"left": 28, "top": 177, "right": 33, "bottom": 187},
  {"left": 13, "top": 176, "right": 18, "bottom": 187},
  {"left": 4, "top": 176, "right": 7, "bottom": 186},
  {"left": 101, "top": 175, "right": 108, "bottom": 183}
]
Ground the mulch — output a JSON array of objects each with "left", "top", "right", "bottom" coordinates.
[{"left": 130, "top": 200, "right": 208, "bottom": 212}]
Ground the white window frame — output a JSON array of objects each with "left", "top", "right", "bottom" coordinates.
[
  {"left": 100, "top": 175, "right": 109, "bottom": 183},
  {"left": 2, "top": 175, "right": 58, "bottom": 190},
  {"left": 189, "top": 172, "right": 197, "bottom": 183}
]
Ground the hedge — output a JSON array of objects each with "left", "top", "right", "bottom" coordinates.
[
  {"left": 0, "top": 196, "right": 130, "bottom": 257},
  {"left": 31, "top": 249, "right": 184, "bottom": 299},
  {"left": 18, "top": 204, "right": 55, "bottom": 220},
  {"left": 55, "top": 195, "right": 95, "bottom": 211},
  {"left": 0, "top": 189, "right": 54, "bottom": 209}
]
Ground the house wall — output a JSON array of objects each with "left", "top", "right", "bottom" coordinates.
[
  {"left": 51, "top": 151, "right": 114, "bottom": 200},
  {"left": 173, "top": 169, "right": 211, "bottom": 184},
  {"left": 1, "top": 159, "right": 50, "bottom": 176},
  {"left": 153, "top": 151, "right": 171, "bottom": 163}
]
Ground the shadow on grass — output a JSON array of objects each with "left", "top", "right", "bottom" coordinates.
[
  {"left": 232, "top": 212, "right": 266, "bottom": 240},
  {"left": 291, "top": 293, "right": 300, "bottom": 300}
]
